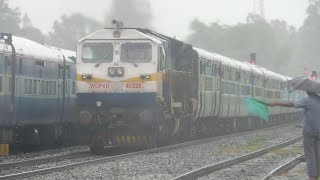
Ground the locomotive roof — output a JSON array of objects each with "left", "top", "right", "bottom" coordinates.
[
  {"left": 78, "top": 29, "right": 162, "bottom": 45},
  {"left": 0, "top": 36, "right": 75, "bottom": 63}
]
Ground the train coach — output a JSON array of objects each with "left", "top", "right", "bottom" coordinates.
[
  {"left": 0, "top": 33, "right": 76, "bottom": 153},
  {"left": 75, "top": 21, "right": 304, "bottom": 153}
]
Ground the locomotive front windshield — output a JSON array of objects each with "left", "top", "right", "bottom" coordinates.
[
  {"left": 81, "top": 43, "right": 113, "bottom": 63},
  {"left": 120, "top": 42, "right": 152, "bottom": 63}
]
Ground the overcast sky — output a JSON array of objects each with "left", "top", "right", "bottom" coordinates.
[{"left": 9, "top": 0, "right": 309, "bottom": 39}]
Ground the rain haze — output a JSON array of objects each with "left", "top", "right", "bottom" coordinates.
[
  {"left": 1, "top": 1, "right": 320, "bottom": 179},
  {"left": 10, "top": 0, "right": 308, "bottom": 38}
]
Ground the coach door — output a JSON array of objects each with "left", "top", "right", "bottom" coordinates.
[
  {"left": 65, "top": 65, "right": 71, "bottom": 103},
  {"left": 2, "top": 55, "right": 13, "bottom": 126},
  {"left": 57, "top": 63, "right": 66, "bottom": 123},
  {"left": 215, "top": 61, "right": 222, "bottom": 119}
]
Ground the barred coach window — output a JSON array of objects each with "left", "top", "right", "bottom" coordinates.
[
  {"left": 82, "top": 43, "right": 113, "bottom": 63},
  {"left": 121, "top": 43, "right": 152, "bottom": 63}
]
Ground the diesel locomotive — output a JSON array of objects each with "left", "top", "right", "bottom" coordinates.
[{"left": 75, "top": 22, "right": 303, "bottom": 153}]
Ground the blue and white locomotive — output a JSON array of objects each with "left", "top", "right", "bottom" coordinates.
[
  {"left": 0, "top": 34, "right": 76, "bottom": 151},
  {"left": 76, "top": 21, "right": 303, "bottom": 153}
]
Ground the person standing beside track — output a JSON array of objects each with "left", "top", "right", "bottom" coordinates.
[{"left": 268, "top": 91, "right": 320, "bottom": 180}]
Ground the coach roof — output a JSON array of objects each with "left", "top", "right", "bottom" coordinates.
[
  {"left": 0, "top": 36, "right": 75, "bottom": 63},
  {"left": 78, "top": 29, "right": 162, "bottom": 45}
]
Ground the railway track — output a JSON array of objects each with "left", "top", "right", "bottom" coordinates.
[
  {"left": 261, "top": 154, "right": 305, "bottom": 180},
  {"left": 0, "top": 122, "right": 300, "bottom": 180},
  {"left": 171, "top": 137, "right": 302, "bottom": 180},
  {"left": 0, "top": 151, "right": 91, "bottom": 172}
]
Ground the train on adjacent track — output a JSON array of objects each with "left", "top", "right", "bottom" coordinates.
[
  {"left": 76, "top": 21, "right": 305, "bottom": 153},
  {"left": 0, "top": 33, "right": 76, "bottom": 151}
]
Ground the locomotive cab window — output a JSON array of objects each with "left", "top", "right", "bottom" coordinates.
[
  {"left": 121, "top": 42, "right": 152, "bottom": 63},
  {"left": 81, "top": 43, "right": 113, "bottom": 63}
]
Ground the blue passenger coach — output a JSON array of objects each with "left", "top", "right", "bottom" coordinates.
[{"left": 0, "top": 34, "right": 76, "bottom": 149}]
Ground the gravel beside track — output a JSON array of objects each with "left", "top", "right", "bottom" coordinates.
[
  {"left": 198, "top": 142, "right": 303, "bottom": 180},
  {"left": 24, "top": 123, "right": 302, "bottom": 180}
]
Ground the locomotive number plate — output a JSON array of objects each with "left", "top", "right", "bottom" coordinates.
[
  {"left": 89, "top": 83, "right": 110, "bottom": 89},
  {"left": 126, "top": 82, "right": 143, "bottom": 89},
  {"left": 0, "top": 144, "right": 9, "bottom": 156}
]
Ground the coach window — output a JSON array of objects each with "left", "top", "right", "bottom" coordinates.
[
  {"left": 82, "top": 43, "right": 113, "bottom": 63},
  {"left": 236, "top": 71, "right": 241, "bottom": 81},
  {"left": 24, "top": 79, "right": 27, "bottom": 94},
  {"left": 229, "top": 68, "right": 233, "bottom": 81},
  {"left": 199, "top": 61, "right": 203, "bottom": 74},
  {"left": 0, "top": 76, "right": 2, "bottom": 93},
  {"left": 28, "top": 79, "right": 32, "bottom": 95},
  {"left": 202, "top": 60, "right": 206, "bottom": 74},
  {"left": 205, "top": 61, "right": 212, "bottom": 75},
  {"left": 223, "top": 66, "right": 228, "bottom": 80},
  {"left": 48, "top": 81, "right": 52, "bottom": 95},
  {"left": 33, "top": 80, "right": 37, "bottom": 95},
  {"left": 41, "top": 81, "right": 44, "bottom": 95},
  {"left": 53, "top": 81, "right": 57, "bottom": 95},
  {"left": 224, "top": 67, "right": 229, "bottom": 80},
  {"left": 44, "top": 81, "right": 48, "bottom": 95}
]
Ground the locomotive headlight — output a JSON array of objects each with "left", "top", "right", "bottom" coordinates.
[
  {"left": 96, "top": 101, "right": 103, "bottom": 107},
  {"left": 81, "top": 74, "right": 92, "bottom": 80},
  {"left": 140, "top": 74, "right": 151, "bottom": 80}
]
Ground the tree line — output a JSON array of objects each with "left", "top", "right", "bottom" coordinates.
[
  {"left": 1, "top": 0, "right": 319, "bottom": 76},
  {"left": 0, "top": 0, "right": 152, "bottom": 50},
  {"left": 187, "top": 1, "right": 320, "bottom": 76}
]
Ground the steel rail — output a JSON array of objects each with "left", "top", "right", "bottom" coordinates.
[
  {"left": 261, "top": 154, "right": 305, "bottom": 180},
  {"left": 0, "top": 151, "right": 90, "bottom": 171},
  {"left": 0, "top": 122, "right": 300, "bottom": 180},
  {"left": 171, "top": 137, "right": 302, "bottom": 180}
]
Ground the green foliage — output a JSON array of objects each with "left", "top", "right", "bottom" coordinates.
[
  {"left": 49, "top": 13, "right": 102, "bottom": 50},
  {"left": 17, "top": 14, "right": 46, "bottom": 43},
  {"left": 293, "top": 1, "right": 320, "bottom": 75},
  {"left": 105, "top": 0, "right": 153, "bottom": 28},
  {"left": 187, "top": 14, "right": 297, "bottom": 74},
  {"left": 0, "top": 1, "right": 45, "bottom": 43},
  {"left": 0, "top": 0, "right": 21, "bottom": 34}
]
